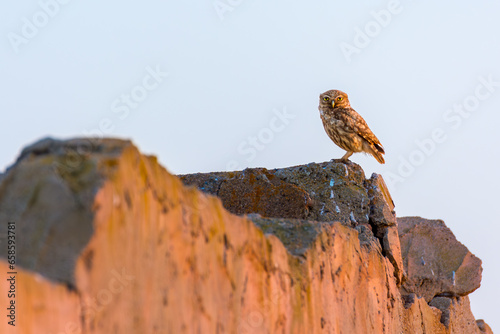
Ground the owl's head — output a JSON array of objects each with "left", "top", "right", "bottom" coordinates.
[{"left": 319, "top": 90, "right": 350, "bottom": 109}]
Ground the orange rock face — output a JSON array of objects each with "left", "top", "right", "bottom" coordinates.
[{"left": 0, "top": 138, "right": 492, "bottom": 333}]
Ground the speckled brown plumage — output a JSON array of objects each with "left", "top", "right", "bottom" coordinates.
[{"left": 318, "top": 89, "right": 385, "bottom": 164}]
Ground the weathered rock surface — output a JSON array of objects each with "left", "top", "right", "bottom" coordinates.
[
  {"left": 398, "top": 216, "right": 483, "bottom": 302},
  {"left": 402, "top": 294, "right": 493, "bottom": 334},
  {"left": 180, "top": 161, "right": 370, "bottom": 226},
  {"left": 0, "top": 261, "right": 81, "bottom": 333},
  {"left": 477, "top": 320, "right": 494, "bottom": 333},
  {"left": 180, "top": 160, "right": 406, "bottom": 285},
  {"left": 0, "top": 137, "right": 121, "bottom": 285},
  {"left": 0, "top": 138, "right": 492, "bottom": 333}
]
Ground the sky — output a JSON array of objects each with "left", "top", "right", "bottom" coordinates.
[{"left": 1, "top": 0, "right": 499, "bottom": 330}]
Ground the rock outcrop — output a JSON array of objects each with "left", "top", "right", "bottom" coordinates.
[
  {"left": 0, "top": 138, "right": 492, "bottom": 333},
  {"left": 181, "top": 162, "right": 403, "bottom": 286},
  {"left": 398, "top": 217, "right": 482, "bottom": 303}
]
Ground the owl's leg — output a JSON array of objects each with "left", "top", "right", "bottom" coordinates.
[{"left": 341, "top": 151, "right": 353, "bottom": 161}]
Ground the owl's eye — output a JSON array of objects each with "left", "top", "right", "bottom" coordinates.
[
  {"left": 337, "top": 97, "right": 343, "bottom": 101},
  {"left": 323, "top": 97, "right": 330, "bottom": 101}
]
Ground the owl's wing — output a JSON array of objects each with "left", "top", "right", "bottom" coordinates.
[{"left": 338, "top": 108, "right": 385, "bottom": 153}]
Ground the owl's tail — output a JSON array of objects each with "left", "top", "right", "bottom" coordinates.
[{"left": 365, "top": 142, "right": 385, "bottom": 164}]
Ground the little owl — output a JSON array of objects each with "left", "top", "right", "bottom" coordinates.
[{"left": 318, "top": 89, "right": 385, "bottom": 164}]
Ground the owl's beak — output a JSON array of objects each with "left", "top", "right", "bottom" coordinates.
[{"left": 331, "top": 101, "right": 335, "bottom": 108}]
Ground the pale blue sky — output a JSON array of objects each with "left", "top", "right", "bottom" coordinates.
[{"left": 1, "top": 0, "right": 499, "bottom": 330}]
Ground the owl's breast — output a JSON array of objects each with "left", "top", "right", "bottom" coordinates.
[
  {"left": 320, "top": 112, "right": 363, "bottom": 152},
  {"left": 320, "top": 112, "right": 343, "bottom": 127}
]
